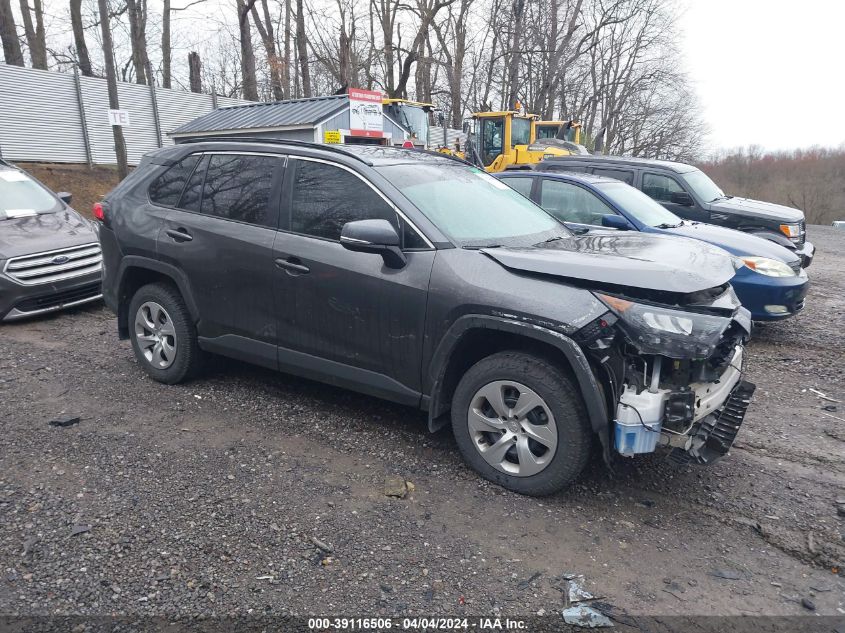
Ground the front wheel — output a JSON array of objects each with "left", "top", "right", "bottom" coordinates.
[{"left": 451, "top": 351, "right": 592, "bottom": 496}]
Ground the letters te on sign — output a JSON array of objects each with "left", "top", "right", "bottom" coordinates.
[{"left": 108, "top": 109, "right": 131, "bottom": 127}]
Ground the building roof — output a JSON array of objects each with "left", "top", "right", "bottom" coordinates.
[{"left": 170, "top": 95, "right": 349, "bottom": 136}]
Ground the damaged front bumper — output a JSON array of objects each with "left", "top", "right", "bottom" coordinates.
[{"left": 614, "top": 345, "right": 755, "bottom": 464}]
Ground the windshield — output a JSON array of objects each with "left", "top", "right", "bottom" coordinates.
[
  {"left": 596, "top": 182, "right": 683, "bottom": 227},
  {"left": 378, "top": 162, "right": 567, "bottom": 246},
  {"left": 0, "top": 169, "right": 60, "bottom": 220},
  {"left": 511, "top": 117, "right": 531, "bottom": 145},
  {"left": 682, "top": 169, "right": 725, "bottom": 202}
]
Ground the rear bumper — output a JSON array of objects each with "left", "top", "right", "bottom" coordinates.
[
  {"left": 0, "top": 271, "right": 102, "bottom": 321},
  {"left": 730, "top": 267, "right": 809, "bottom": 321}
]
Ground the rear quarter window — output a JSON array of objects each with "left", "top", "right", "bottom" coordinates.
[{"left": 148, "top": 154, "right": 202, "bottom": 207}]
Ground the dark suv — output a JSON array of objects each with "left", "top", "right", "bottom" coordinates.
[
  {"left": 537, "top": 155, "right": 814, "bottom": 267},
  {"left": 97, "top": 141, "right": 755, "bottom": 495}
]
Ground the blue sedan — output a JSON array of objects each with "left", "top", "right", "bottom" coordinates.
[{"left": 496, "top": 171, "right": 809, "bottom": 320}]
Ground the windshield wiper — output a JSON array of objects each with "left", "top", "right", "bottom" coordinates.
[
  {"left": 542, "top": 235, "right": 568, "bottom": 243},
  {"left": 710, "top": 195, "right": 730, "bottom": 202},
  {"left": 462, "top": 244, "right": 502, "bottom": 250},
  {"left": 656, "top": 222, "right": 683, "bottom": 229}
]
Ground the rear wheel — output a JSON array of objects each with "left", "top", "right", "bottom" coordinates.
[
  {"left": 451, "top": 351, "right": 591, "bottom": 496},
  {"left": 128, "top": 282, "right": 202, "bottom": 384}
]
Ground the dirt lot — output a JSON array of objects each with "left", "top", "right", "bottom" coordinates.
[{"left": 1, "top": 227, "right": 843, "bottom": 625}]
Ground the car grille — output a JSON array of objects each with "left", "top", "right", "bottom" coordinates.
[
  {"left": 4, "top": 243, "right": 102, "bottom": 285},
  {"left": 797, "top": 220, "right": 806, "bottom": 245},
  {"left": 14, "top": 282, "right": 102, "bottom": 314}
]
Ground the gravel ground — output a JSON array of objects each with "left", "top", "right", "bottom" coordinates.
[{"left": 1, "top": 226, "right": 843, "bottom": 622}]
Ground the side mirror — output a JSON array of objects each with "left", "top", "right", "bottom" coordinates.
[
  {"left": 340, "top": 219, "right": 406, "bottom": 269},
  {"left": 57, "top": 192, "right": 72, "bottom": 204},
  {"left": 601, "top": 214, "right": 631, "bottom": 230},
  {"left": 670, "top": 191, "right": 694, "bottom": 206}
]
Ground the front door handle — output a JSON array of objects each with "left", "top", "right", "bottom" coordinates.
[
  {"left": 165, "top": 228, "right": 193, "bottom": 242},
  {"left": 275, "top": 257, "right": 310, "bottom": 275}
]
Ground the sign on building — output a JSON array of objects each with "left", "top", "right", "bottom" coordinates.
[
  {"left": 324, "top": 130, "right": 342, "bottom": 144},
  {"left": 108, "top": 109, "right": 131, "bottom": 126},
  {"left": 348, "top": 88, "right": 383, "bottom": 136}
]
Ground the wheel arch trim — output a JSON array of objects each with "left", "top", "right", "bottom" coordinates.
[{"left": 426, "top": 315, "right": 610, "bottom": 456}]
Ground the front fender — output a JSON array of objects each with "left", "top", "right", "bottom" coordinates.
[{"left": 427, "top": 315, "right": 611, "bottom": 460}]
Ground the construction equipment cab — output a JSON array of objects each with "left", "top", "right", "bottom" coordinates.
[
  {"left": 533, "top": 120, "right": 581, "bottom": 144},
  {"left": 472, "top": 111, "right": 580, "bottom": 172},
  {"left": 382, "top": 99, "right": 434, "bottom": 148}
]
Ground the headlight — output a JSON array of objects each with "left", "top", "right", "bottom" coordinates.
[
  {"left": 742, "top": 256, "right": 795, "bottom": 277},
  {"left": 779, "top": 223, "right": 801, "bottom": 238},
  {"left": 595, "top": 293, "right": 732, "bottom": 359}
]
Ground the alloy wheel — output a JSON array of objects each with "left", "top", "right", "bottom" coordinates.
[
  {"left": 467, "top": 380, "right": 558, "bottom": 477},
  {"left": 134, "top": 301, "right": 177, "bottom": 369}
]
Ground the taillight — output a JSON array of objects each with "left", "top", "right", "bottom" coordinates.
[{"left": 92, "top": 202, "right": 105, "bottom": 222}]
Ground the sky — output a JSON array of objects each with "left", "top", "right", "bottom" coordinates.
[{"left": 678, "top": 0, "right": 845, "bottom": 153}]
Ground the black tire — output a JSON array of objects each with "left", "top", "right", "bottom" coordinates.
[
  {"left": 128, "top": 282, "right": 203, "bottom": 384},
  {"left": 451, "top": 351, "right": 591, "bottom": 496}
]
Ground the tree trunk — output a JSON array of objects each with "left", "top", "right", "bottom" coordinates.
[
  {"left": 504, "top": 0, "right": 525, "bottom": 109},
  {"left": 69, "top": 0, "right": 92, "bottom": 76},
  {"left": 250, "top": 0, "right": 284, "bottom": 100},
  {"left": 188, "top": 51, "right": 202, "bottom": 93},
  {"left": 125, "top": 0, "right": 149, "bottom": 84},
  {"left": 19, "top": 0, "right": 46, "bottom": 69},
  {"left": 96, "top": 0, "right": 128, "bottom": 178},
  {"left": 237, "top": 0, "right": 259, "bottom": 100},
  {"left": 283, "top": 0, "right": 291, "bottom": 97},
  {"left": 161, "top": 0, "right": 171, "bottom": 88},
  {"left": 0, "top": 0, "right": 24, "bottom": 66},
  {"left": 295, "top": 0, "right": 310, "bottom": 97}
]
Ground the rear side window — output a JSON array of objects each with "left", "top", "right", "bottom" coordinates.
[
  {"left": 178, "top": 155, "right": 208, "bottom": 212},
  {"left": 149, "top": 154, "right": 201, "bottom": 206},
  {"left": 289, "top": 159, "right": 397, "bottom": 241},
  {"left": 502, "top": 176, "right": 534, "bottom": 198},
  {"left": 201, "top": 154, "right": 279, "bottom": 227},
  {"left": 642, "top": 172, "right": 685, "bottom": 202},
  {"left": 591, "top": 167, "right": 634, "bottom": 185}
]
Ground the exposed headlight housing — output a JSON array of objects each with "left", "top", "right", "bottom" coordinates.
[
  {"left": 779, "top": 223, "right": 801, "bottom": 238},
  {"left": 595, "top": 293, "right": 732, "bottom": 359},
  {"left": 742, "top": 256, "right": 795, "bottom": 277}
]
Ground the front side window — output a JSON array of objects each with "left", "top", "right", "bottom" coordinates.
[
  {"left": 289, "top": 159, "right": 397, "bottom": 241},
  {"left": 201, "top": 154, "right": 278, "bottom": 227},
  {"left": 596, "top": 182, "right": 682, "bottom": 228},
  {"left": 149, "top": 154, "right": 201, "bottom": 207},
  {"left": 378, "top": 162, "right": 564, "bottom": 247},
  {"left": 480, "top": 118, "right": 504, "bottom": 166},
  {"left": 511, "top": 117, "right": 531, "bottom": 146},
  {"left": 642, "top": 173, "right": 686, "bottom": 203},
  {"left": 539, "top": 179, "right": 616, "bottom": 225}
]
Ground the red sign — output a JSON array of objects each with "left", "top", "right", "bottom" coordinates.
[
  {"left": 348, "top": 129, "right": 385, "bottom": 138},
  {"left": 348, "top": 88, "right": 383, "bottom": 103}
]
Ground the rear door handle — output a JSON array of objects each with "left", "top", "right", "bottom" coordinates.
[
  {"left": 274, "top": 257, "right": 310, "bottom": 275},
  {"left": 165, "top": 228, "right": 193, "bottom": 242}
]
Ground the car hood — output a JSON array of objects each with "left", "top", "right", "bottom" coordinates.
[
  {"left": 481, "top": 232, "right": 737, "bottom": 293},
  {"left": 709, "top": 197, "right": 804, "bottom": 223},
  {"left": 0, "top": 210, "right": 96, "bottom": 260},
  {"left": 666, "top": 222, "right": 801, "bottom": 264}
]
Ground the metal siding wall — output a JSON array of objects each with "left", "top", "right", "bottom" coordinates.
[
  {"left": 321, "top": 111, "right": 350, "bottom": 132},
  {"left": 0, "top": 65, "right": 88, "bottom": 163},
  {"left": 0, "top": 65, "right": 252, "bottom": 166}
]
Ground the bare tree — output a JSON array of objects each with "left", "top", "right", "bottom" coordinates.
[
  {"left": 96, "top": 0, "right": 128, "bottom": 178},
  {"left": 125, "top": 0, "right": 151, "bottom": 83},
  {"left": 69, "top": 0, "right": 93, "bottom": 75},
  {"left": 0, "top": 0, "right": 25, "bottom": 66},
  {"left": 250, "top": 0, "right": 286, "bottom": 99},
  {"left": 188, "top": 50, "right": 202, "bottom": 92},
  {"left": 295, "top": 0, "right": 311, "bottom": 96},
  {"left": 237, "top": 0, "right": 259, "bottom": 99},
  {"left": 19, "top": 0, "right": 48, "bottom": 69}
]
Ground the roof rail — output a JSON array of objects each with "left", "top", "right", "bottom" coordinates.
[{"left": 177, "top": 136, "right": 371, "bottom": 165}]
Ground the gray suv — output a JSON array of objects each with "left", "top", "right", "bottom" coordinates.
[{"left": 97, "top": 141, "right": 755, "bottom": 495}]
